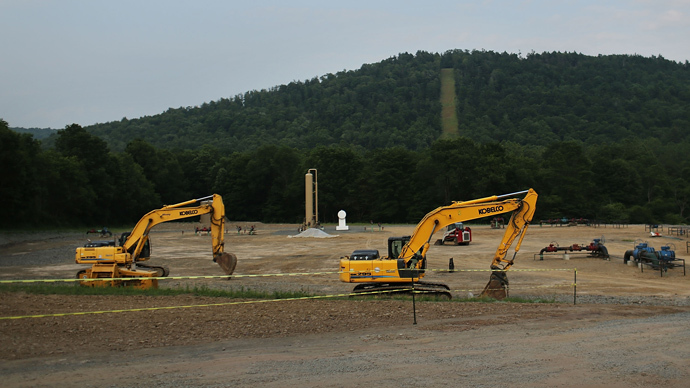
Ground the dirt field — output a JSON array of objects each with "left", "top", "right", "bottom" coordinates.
[{"left": 1, "top": 222, "right": 690, "bottom": 387}]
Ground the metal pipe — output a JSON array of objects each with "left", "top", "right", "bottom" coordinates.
[{"left": 495, "top": 189, "right": 530, "bottom": 200}]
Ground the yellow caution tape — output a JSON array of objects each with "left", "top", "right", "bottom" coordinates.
[
  {"left": 0, "top": 287, "right": 422, "bottom": 320},
  {"left": 429, "top": 268, "right": 574, "bottom": 272},
  {"left": 0, "top": 279, "right": 580, "bottom": 321},
  {"left": 0, "top": 268, "right": 575, "bottom": 284},
  {"left": 0, "top": 271, "right": 341, "bottom": 284}
]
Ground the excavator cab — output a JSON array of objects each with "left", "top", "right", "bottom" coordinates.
[
  {"left": 390, "top": 236, "right": 427, "bottom": 279},
  {"left": 388, "top": 236, "right": 410, "bottom": 258},
  {"left": 119, "top": 232, "right": 151, "bottom": 260}
]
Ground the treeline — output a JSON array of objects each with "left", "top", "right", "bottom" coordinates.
[
  {"left": 81, "top": 50, "right": 690, "bottom": 153},
  {"left": 2, "top": 120, "right": 688, "bottom": 229}
]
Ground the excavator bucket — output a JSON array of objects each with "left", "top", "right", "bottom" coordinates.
[
  {"left": 480, "top": 270, "right": 509, "bottom": 300},
  {"left": 214, "top": 252, "right": 237, "bottom": 277}
]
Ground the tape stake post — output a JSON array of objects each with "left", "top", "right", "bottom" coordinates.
[
  {"left": 574, "top": 268, "right": 577, "bottom": 305},
  {"left": 411, "top": 272, "right": 417, "bottom": 325}
]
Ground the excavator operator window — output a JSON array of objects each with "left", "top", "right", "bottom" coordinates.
[
  {"left": 140, "top": 239, "right": 151, "bottom": 259},
  {"left": 387, "top": 236, "right": 410, "bottom": 258}
]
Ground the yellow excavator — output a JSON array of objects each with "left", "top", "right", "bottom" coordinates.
[
  {"left": 75, "top": 194, "right": 237, "bottom": 289},
  {"left": 339, "top": 189, "right": 538, "bottom": 299}
]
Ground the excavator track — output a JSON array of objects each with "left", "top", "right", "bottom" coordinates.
[
  {"left": 352, "top": 281, "right": 452, "bottom": 299},
  {"left": 135, "top": 263, "right": 170, "bottom": 277}
]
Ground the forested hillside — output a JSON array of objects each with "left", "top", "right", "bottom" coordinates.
[
  {"left": 3, "top": 50, "right": 690, "bottom": 228},
  {"left": 445, "top": 51, "right": 690, "bottom": 145},
  {"left": 87, "top": 51, "right": 443, "bottom": 152},
  {"left": 82, "top": 50, "right": 690, "bottom": 152}
]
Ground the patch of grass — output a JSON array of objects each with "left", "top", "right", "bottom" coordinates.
[
  {"left": 0, "top": 283, "right": 312, "bottom": 300},
  {"left": 0, "top": 283, "right": 557, "bottom": 304}
]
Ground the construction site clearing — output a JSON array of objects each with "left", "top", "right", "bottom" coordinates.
[{"left": 1, "top": 222, "right": 690, "bottom": 387}]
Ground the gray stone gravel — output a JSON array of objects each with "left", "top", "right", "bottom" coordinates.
[
  {"left": 0, "top": 232, "right": 82, "bottom": 267},
  {"left": 548, "top": 293, "right": 690, "bottom": 306}
]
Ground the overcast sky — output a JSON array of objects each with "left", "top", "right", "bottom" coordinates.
[{"left": 2, "top": 0, "right": 689, "bottom": 129}]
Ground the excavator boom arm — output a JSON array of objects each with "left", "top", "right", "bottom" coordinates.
[
  {"left": 399, "top": 189, "right": 538, "bottom": 266},
  {"left": 123, "top": 194, "right": 226, "bottom": 261}
]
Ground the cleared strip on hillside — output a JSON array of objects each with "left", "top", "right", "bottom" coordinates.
[{"left": 440, "top": 68, "right": 459, "bottom": 138}]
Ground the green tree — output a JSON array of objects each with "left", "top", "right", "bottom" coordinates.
[
  {"left": 177, "top": 146, "right": 221, "bottom": 198},
  {"left": 111, "top": 153, "right": 161, "bottom": 222},
  {"left": 537, "top": 141, "right": 595, "bottom": 218},
  {"left": 305, "top": 146, "right": 365, "bottom": 223},
  {"left": 55, "top": 124, "right": 110, "bottom": 166},
  {"left": 365, "top": 147, "right": 418, "bottom": 222},
  {"left": 54, "top": 124, "right": 120, "bottom": 223},
  {"left": 211, "top": 145, "right": 304, "bottom": 222},
  {"left": 425, "top": 138, "right": 481, "bottom": 204},
  {"left": 212, "top": 152, "right": 254, "bottom": 221},
  {"left": 34, "top": 150, "right": 97, "bottom": 225},
  {"left": 125, "top": 139, "right": 189, "bottom": 203},
  {"left": 0, "top": 119, "right": 41, "bottom": 226}
]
